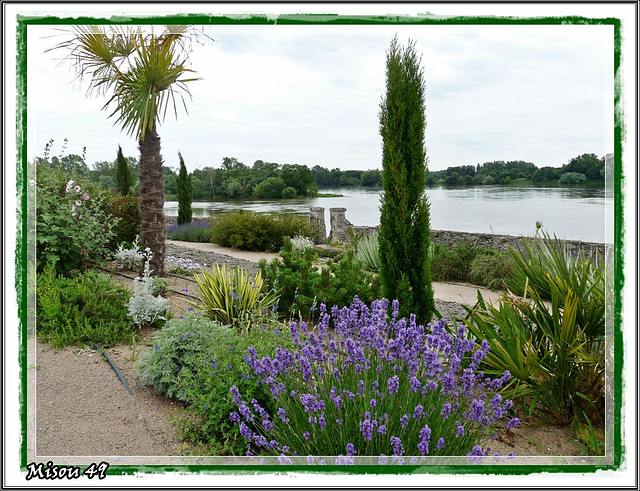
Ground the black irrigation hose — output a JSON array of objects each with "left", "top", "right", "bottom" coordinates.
[
  {"left": 93, "top": 266, "right": 201, "bottom": 300},
  {"left": 91, "top": 341, "right": 133, "bottom": 396},
  {"left": 165, "top": 272, "right": 197, "bottom": 284}
]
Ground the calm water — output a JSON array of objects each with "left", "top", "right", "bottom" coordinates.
[{"left": 165, "top": 186, "right": 614, "bottom": 243}]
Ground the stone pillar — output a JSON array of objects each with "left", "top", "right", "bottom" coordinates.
[
  {"left": 309, "top": 207, "right": 326, "bottom": 244},
  {"left": 330, "top": 207, "right": 351, "bottom": 243}
]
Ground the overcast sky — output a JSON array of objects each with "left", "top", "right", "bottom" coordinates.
[{"left": 27, "top": 20, "right": 614, "bottom": 173}]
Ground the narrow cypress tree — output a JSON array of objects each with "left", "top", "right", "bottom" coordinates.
[
  {"left": 115, "top": 145, "right": 134, "bottom": 195},
  {"left": 176, "top": 152, "right": 193, "bottom": 225},
  {"left": 378, "top": 36, "right": 435, "bottom": 323}
]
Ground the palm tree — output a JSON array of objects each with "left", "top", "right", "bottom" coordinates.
[{"left": 51, "top": 25, "right": 201, "bottom": 275}]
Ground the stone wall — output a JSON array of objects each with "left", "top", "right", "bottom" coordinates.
[{"left": 312, "top": 207, "right": 609, "bottom": 259}]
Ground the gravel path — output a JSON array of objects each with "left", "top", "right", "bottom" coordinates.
[{"left": 165, "top": 242, "right": 470, "bottom": 323}]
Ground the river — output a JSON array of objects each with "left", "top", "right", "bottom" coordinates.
[{"left": 165, "top": 185, "right": 614, "bottom": 243}]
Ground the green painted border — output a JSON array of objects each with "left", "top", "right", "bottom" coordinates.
[{"left": 16, "top": 11, "right": 625, "bottom": 480}]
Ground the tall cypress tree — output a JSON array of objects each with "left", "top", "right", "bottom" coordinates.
[
  {"left": 378, "top": 36, "right": 435, "bottom": 323},
  {"left": 176, "top": 152, "right": 193, "bottom": 225},
  {"left": 115, "top": 145, "right": 134, "bottom": 195}
]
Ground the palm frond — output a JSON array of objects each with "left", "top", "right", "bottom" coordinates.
[{"left": 48, "top": 24, "right": 201, "bottom": 140}]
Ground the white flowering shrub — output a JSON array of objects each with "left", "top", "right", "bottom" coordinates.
[
  {"left": 114, "top": 235, "right": 144, "bottom": 272},
  {"left": 127, "top": 248, "right": 169, "bottom": 327},
  {"left": 290, "top": 235, "right": 314, "bottom": 252}
]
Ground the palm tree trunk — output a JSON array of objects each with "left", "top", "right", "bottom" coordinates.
[{"left": 138, "top": 122, "right": 166, "bottom": 276}]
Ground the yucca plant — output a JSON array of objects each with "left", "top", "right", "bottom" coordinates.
[
  {"left": 355, "top": 231, "right": 381, "bottom": 272},
  {"left": 464, "top": 285, "right": 605, "bottom": 429},
  {"left": 505, "top": 230, "right": 605, "bottom": 341},
  {"left": 193, "top": 264, "right": 278, "bottom": 329}
]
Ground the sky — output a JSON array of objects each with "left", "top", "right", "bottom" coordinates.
[{"left": 27, "top": 15, "right": 614, "bottom": 174}]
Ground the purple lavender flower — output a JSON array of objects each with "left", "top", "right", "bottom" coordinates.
[
  {"left": 440, "top": 401, "right": 451, "bottom": 419},
  {"left": 506, "top": 417, "right": 520, "bottom": 430},
  {"left": 277, "top": 407, "right": 289, "bottom": 424},
  {"left": 387, "top": 375, "right": 400, "bottom": 395},
  {"left": 369, "top": 398, "right": 377, "bottom": 408},
  {"left": 400, "top": 414, "right": 409, "bottom": 428},
  {"left": 346, "top": 443, "right": 356, "bottom": 456},
  {"left": 390, "top": 436, "right": 404, "bottom": 456},
  {"left": 413, "top": 404, "right": 423, "bottom": 420},
  {"left": 359, "top": 413, "right": 377, "bottom": 441},
  {"left": 410, "top": 376, "right": 421, "bottom": 393},
  {"left": 467, "top": 445, "right": 486, "bottom": 464},
  {"left": 469, "top": 399, "right": 484, "bottom": 421},
  {"left": 303, "top": 431, "right": 310, "bottom": 440},
  {"left": 436, "top": 437, "right": 445, "bottom": 450},
  {"left": 455, "top": 422, "right": 465, "bottom": 438},
  {"left": 378, "top": 425, "right": 387, "bottom": 435},
  {"left": 239, "top": 422, "right": 253, "bottom": 440},
  {"left": 230, "top": 385, "right": 241, "bottom": 404}
]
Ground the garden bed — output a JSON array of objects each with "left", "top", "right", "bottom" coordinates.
[{"left": 33, "top": 264, "right": 586, "bottom": 460}]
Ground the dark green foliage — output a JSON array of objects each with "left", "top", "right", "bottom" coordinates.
[
  {"left": 468, "top": 253, "right": 513, "bottom": 290},
  {"left": 562, "top": 153, "right": 604, "bottom": 180},
  {"left": 136, "top": 312, "right": 292, "bottom": 455},
  {"left": 36, "top": 267, "right": 135, "bottom": 347},
  {"left": 259, "top": 236, "right": 382, "bottom": 320},
  {"left": 558, "top": 172, "right": 587, "bottom": 185},
  {"left": 210, "top": 211, "right": 312, "bottom": 252},
  {"left": 411, "top": 242, "right": 514, "bottom": 290},
  {"left": 115, "top": 145, "right": 134, "bottom": 195},
  {"left": 378, "top": 36, "right": 434, "bottom": 322},
  {"left": 108, "top": 194, "right": 141, "bottom": 246},
  {"left": 281, "top": 186, "right": 297, "bottom": 199},
  {"left": 176, "top": 152, "right": 193, "bottom": 225},
  {"left": 279, "top": 164, "right": 317, "bottom": 197},
  {"left": 252, "top": 177, "right": 285, "bottom": 199}
]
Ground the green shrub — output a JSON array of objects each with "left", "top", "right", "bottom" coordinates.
[
  {"left": 36, "top": 167, "right": 120, "bottom": 276},
  {"left": 193, "top": 264, "right": 278, "bottom": 328},
  {"left": 136, "top": 311, "right": 292, "bottom": 455},
  {"left": 36, "top": 267, "right": 135, "bottom": 347},
  {"left": 281, "top": 186, "right": 297, "bottom": 199},
  {"left": 108, "top": 194, "right": 141, "bottom": 246},
  {"left": 259, "top": 236, "right": 381, "bottom": 320},
  {"left": 558, "top": 172, "right": 587, "bottom": 185},
  {"left": 430, "top": 242, "right": 512, "bottom": 290},
  {"left": 431, "top": 242, "right": 479, "bottom": 283},
  {"left": 252, "top": 177, "right": 285, "bottom": 199},
  {"left": 167, "top": 221, "right": 214, "bottom": 242},
  {"left": 468, "top": 251, "right": 513, "bottom": 290},
  {"left": 211, "top": 211, "right": 312, "bottom": 252}
]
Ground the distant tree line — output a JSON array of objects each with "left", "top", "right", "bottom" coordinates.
[
  {"left": 428, "top": 153, "right": 606, "bottom": 186},
  {"left": 35, "top": 139, "right": 608, "bottom": 203}
]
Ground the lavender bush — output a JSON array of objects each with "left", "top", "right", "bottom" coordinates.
[
  {"left": 230, "top": 297, "right": 519, "bottom": 460},
  {"left": 167, "top": 221, "right": 213, "bottom": 243}
]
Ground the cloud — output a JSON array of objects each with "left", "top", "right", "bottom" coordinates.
[{"left": 27, "top": 22, "right": 613, "bottom": 172}]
